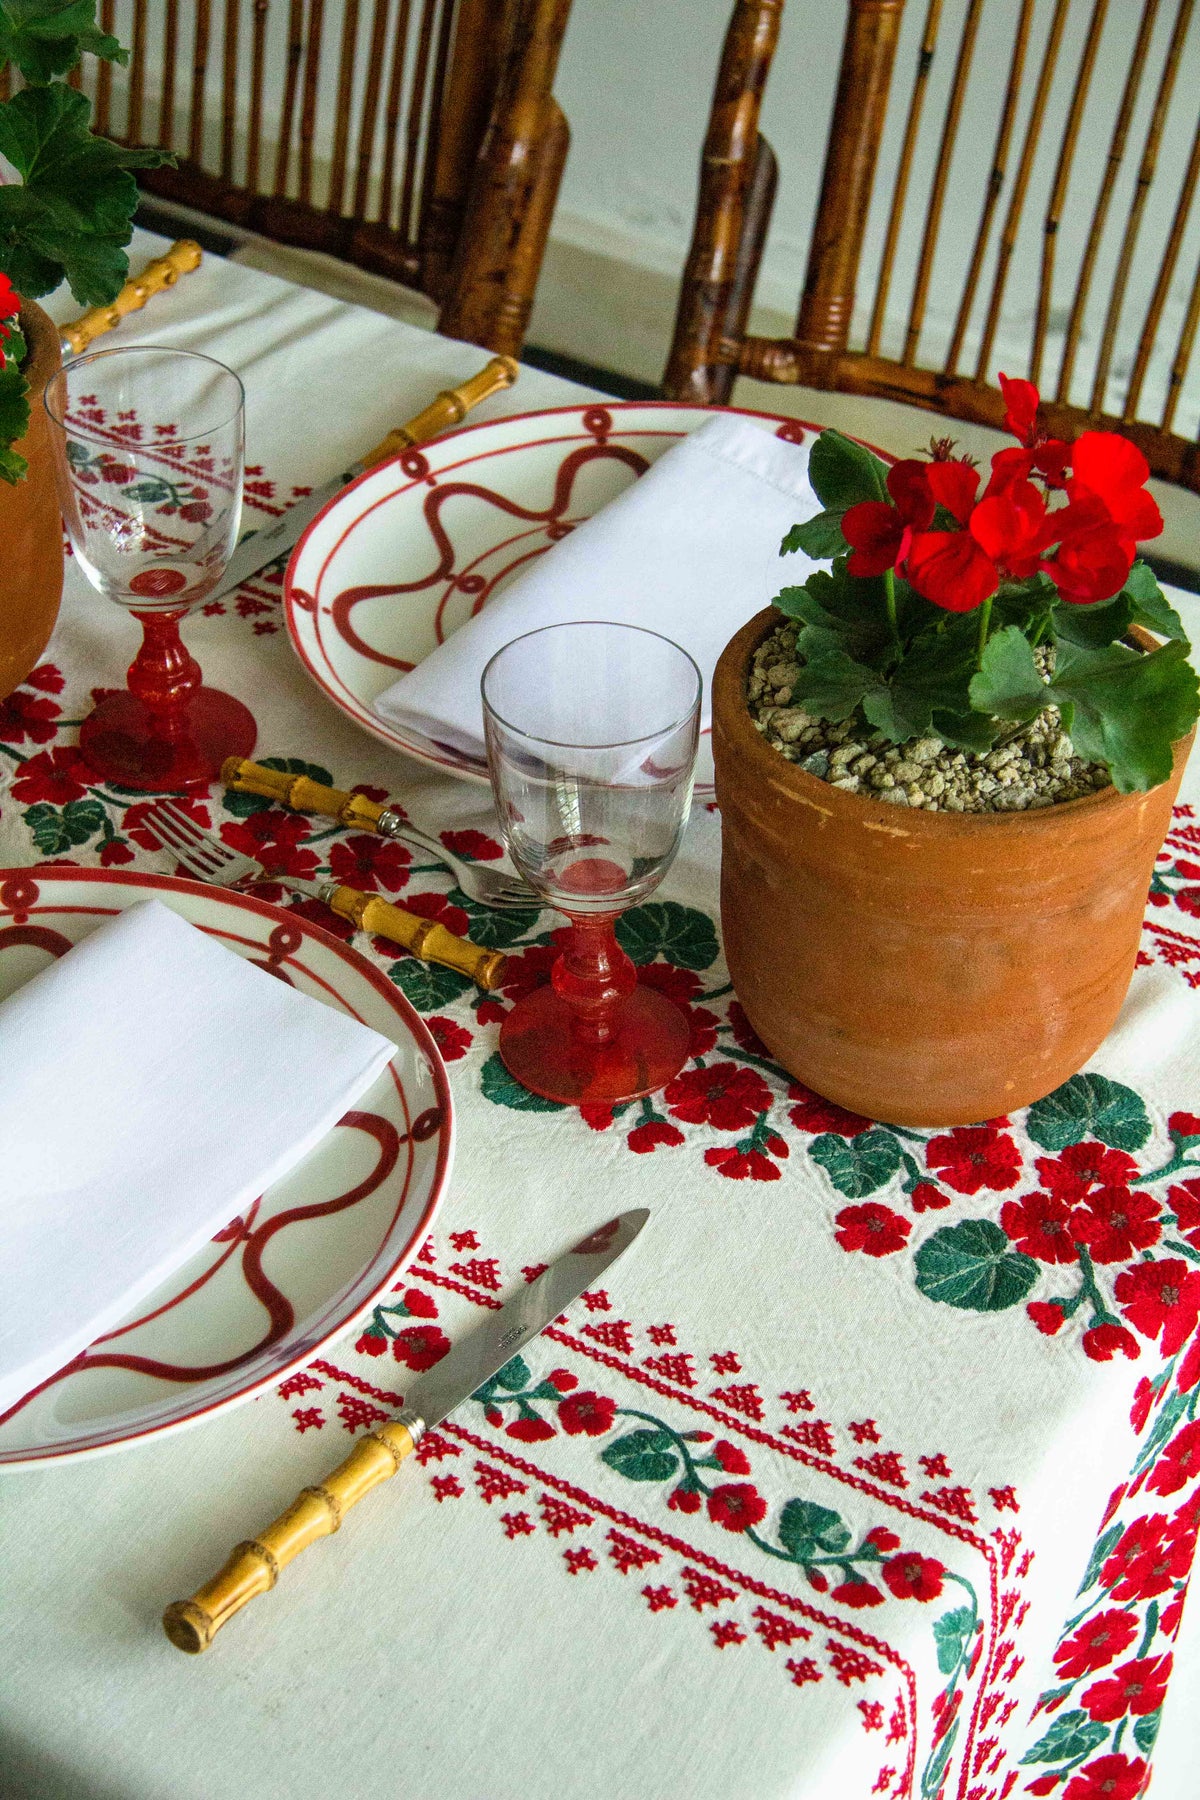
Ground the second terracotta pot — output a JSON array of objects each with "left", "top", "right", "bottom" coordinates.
[
  {"left": 0, "top": 302, "right": 64, "bottom": 700},
  {"left": 712, "top": 609, "right": 1191, "bottom": 1128}
]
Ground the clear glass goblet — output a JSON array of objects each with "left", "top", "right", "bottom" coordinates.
[
  {"left": 482, "top": 621, "right": 702, "bottom": 1105},
  {"left": 44, "top": 346, "right": 256, "bottom": 790}
]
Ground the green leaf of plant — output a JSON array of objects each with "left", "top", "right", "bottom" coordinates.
[
  {"left": 480, "top": 1050, "right": 565, "bottom": 1112},
  {"left": 1048, "top": 638, "right": 1199, "bottom": 793},
  {"left": 1051, "top": 591, "right": 1135, "bottom": 649},
  {"left": 781, "top": 508, "right": 848, "bottom": 560},
  {"left": 0, "top": 1, "right": 126, "bottom": 84},
  {"left": 446, "top": 886, "right": 541, "bottom": 949},
  {"left": 807, "top": 429, "right": 888, "bottom": 511},
  {"left": 0, "top": 84, "right": 174, "bottom": 305},
  {"left": 777, "top": 1497, "right": 852, "bottom": 1562},
  {"left": 933, "top": 1606, "right": 975, "bottom": 1675},
  {"left": 23, "top": 797, "right": 106, "bottom": 854},
  {"left": 1124, "top": 560, "right": 1188, "bottom": 643},
  {"left": 774, "top": 559, "right": 894, "bottom": 666},
  {"left": 1133, "top": 1708, "right": 1163, "bottom": 1756},
  {"left": 809, "top": 1129, "right": 901, "bottom": 1198},
  {"left": 600, "top": 1428, "right": 679, "bottom": 1483},
  {"left": 788, "top": 645, "right": 879, "bottom": 722},
  {"left": 388, "top": 960, "right": 474, "bottom": 1012},
  {"left": 615, "top": 900, "right": 719, "bottom": 970},
  {"left": 914, "top": 1219, "right": 1039, "bottom": 1311},
  {"left": 969, "top": 624, "right": 1047, "bottom": 722},
  {"left": 0, "top": 362, "right": 30, "bottom": 483},
  {"left": 1019, "top": 1709, "right": 1109, "bottom": 1766},
  {"left": 930, "top": 708, "right": 998, "bottom": 753},
  {"left": 1026, "top": 1072, "right": 1152, "bottom": 1152},
  {"left": 1077, "top": 1520, "right": 1123, "bottom": 1596},
  {"left": 864, "top": 615, "right": 979, "bottom": 743}
]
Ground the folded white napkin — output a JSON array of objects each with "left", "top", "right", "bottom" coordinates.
[
  {"left": 0, "top": 900, "right": 396, "bottom": 1417},
  {"left": 373, "top": 413, "right": 822, "bottom": 764}
]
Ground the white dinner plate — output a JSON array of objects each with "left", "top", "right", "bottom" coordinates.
[
  {"left": 283, "top": 401, "right": 824, "bottom": 793},
  {"left": 0, "top": 868, "right": 453, "bottom": 1468}
]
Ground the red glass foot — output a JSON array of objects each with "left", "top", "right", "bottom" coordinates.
[
  {"left": 499, "top": 914, "right": 691, "bottom": 1104},
  {"left": 78, "top": 604, "right": 257, "bottom": 790}
]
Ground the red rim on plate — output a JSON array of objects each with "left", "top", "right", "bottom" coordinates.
[{"left": 0, "top": 867, "right": 454, "bottom": 1467}]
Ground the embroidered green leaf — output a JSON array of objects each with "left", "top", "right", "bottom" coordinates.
[
  {"left": 492, "top": 1356, "right": 531, "bottom": 1393},
  {"left": 23, "top": 797, "right": 106, "bottom": 854},
  {"left": 1027, "top": 1073, "right": 1152, "bottom": 1152},
  {"left": 1019, "top": 1709, "right": 1109, "bottom": 1765},
  {"left": 480, "top": 1051, "right": 565, "bottom": 1112},
  {"left": 933, "top": 1606, "right": 976, "bottom": 1675},
  {"left": 1077, "top": 1521, "right": 1123, "bottom": 1596},
  {"left": 921, "top": 1720, "right": 958, "bottom": 1800},
  {"left": 777, "top": 1497, "right": 852, "bottom": 1562},
  {"left": 447, "top": 886, "right": 541, "bottom": 949},
  {"left": 914, "top": 1219, "right": 1039, "bottom": 1311},
  {"left": 806, "top": 428, "right": 888, "bottom": 510},
  {"left": 600, "top": 1427, "right": 680, "bottom": 1483},
  {"left": 222, "top": 755, "right": 336, "bottom": 816},
  {"left": 809, "top": 1128, "right": 901, "bottom": 1198},
  {"left": 1133, "top": 1708, "right": 1163, "bottom": 1755},
  {"left": 0, "top": 1, "right": 126, "bottom": 85},
  {"left": 388, "top": 960, "right": 474, "bottom": 1012},
  {"left": 616, "top": 900, "right": 719, "bottom": 971}
]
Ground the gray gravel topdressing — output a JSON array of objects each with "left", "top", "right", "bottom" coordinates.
[{"left": 748, "top": 618, "right": 1111, "bottom": 813}]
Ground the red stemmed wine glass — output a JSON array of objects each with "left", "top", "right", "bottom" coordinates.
[
  {"left": 482, "top": 621, "right": 702, "bottom": 1105},
  {"left": 44, "top": 346, "right": 256, "bottom": 790}
]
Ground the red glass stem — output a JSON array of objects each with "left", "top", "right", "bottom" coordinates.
[
  {"left": 127, "top": 608, "right": 201, "bottom": 734},
  {"left": 552, "top": 914, "right": 637, "bottom": 1046}
]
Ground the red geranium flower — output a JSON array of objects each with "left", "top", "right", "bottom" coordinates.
[
  {"left": 627, "top": 1119, "right": 685, "bottom": 1154},
  {"left": 1062, "top": 1754, "right": 1147, "bottom": 1800},
  {"left": 1168, "top": 1178, "right": 1200, "bottom": 1250},
  {"left": 1070, "top": 431, "right": 1163, "bottom": 545},
  {"left": 865, "top": 1526, "right": 902, "bottom": 1553},
  {"left": 391, "top": 1324, "right": 450, "bottom": 1371},
  {"left": 842, "top": 460, "right": 935, "bottom": 577},
  {"left": 832, "top": 1579, "right": 884, "bottom": 1608},
  {"left": 426, "top": 1016, "right": 472, "bottom": 1062},
  {"left": 506, "top": 1414, "right": 556, "bottom": 1443},
  {"left": 1147, "top": 1421, "right": 1200, "bottom": 1497},
  {"left": 881, "top": 1553, "right": 945, "bottom": 1602},
  {"left": 1054, "top": 1608, "right": 1139, "bottom": 1679},
  {"left": 665, "top": 1061, "right": 772, "bottom": 1130},
  {"left": 1070, "top": 1186, "right": 1162, "bottom": 1263},
  {"left": 999, "top": 1191, "right": 1077, "bottom": 1263},
  {"left": 440, "top": 828, "right": 503, "bottom": 861},
  {"left": 706, "top": 1482, "right": 768, "bottom": 1533},
  {"left": 1082, "top": 1652, "right": 1172, "bottom": 1722},
  {"left": 0, "top": 271, "right": 19, "bottom": 339},
  {"left": 327, "top": 833, "right": 411, "bottom": 892},
  {"left": 1082, "top": 1322, "right": 1141, "bottom": 1363},
  {"left": 10, "top": 745, "right": 94, "bottom": 806},
  {"left": 557, "top": 1391, "right": 617, "bottom": 1437},
  {"left": 999, "top": 371, "right": 1039, "bottom": 442},
  {"left": 1101, "top": 1513, "right": 1193, "bottom": 1602},
  {"left": 788, "top": 1081, "right": 872, "bottom": 1138},
  {"left": 704, "top": 1145, "right": 782, "bottom": 1181},
  {"left": 712, "top": 1439, "right": 752, "bottom": 1475},
  {"left": 927, "top": 1124, "right": 1022, "bottom": 1195},
  {"left": 0, "top": 688, "right": 60, "bottom": 744},
  {"left": 667, "top": 1485, "right": 702, "bottom": 1513},
  {"left": 1027, "top": 1300, "right": 1067, "bottom": 1334},
  {"left": 1116, "top": 1258, "right": 1200, "bottom": 1354},
  {"left": 1037, "top": 1143, "right": 1140, "bottom": 1201},
  {"left": 835, "top": 1203, "right": 911, "bottom": 1256}
]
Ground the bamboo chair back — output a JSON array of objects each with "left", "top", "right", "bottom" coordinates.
[
  {"left": 664, "top": 0, "right": 1200, "bottom": 494},
  {"left": 0, "top": 0, "right": 571, "bottom": 355}
]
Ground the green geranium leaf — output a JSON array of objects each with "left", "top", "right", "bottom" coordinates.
[
  {"left": 1133, "top": 1708, "right": 1163, "bottom": 1755},
  {"left": 775, "top": 560, "right": 894, "bottom": 666},
  {"left": 1124, "top": 560, "right": 1189, "bottom": 643},
  {"left": 809, "top": 1129, "right": 901, "bottom": 1198},
  {"left": 23, "top": 797, "right": 106, "bottom": 854},
  {"left": 616, "top": 900, "right": 719, "bottom": 970},
  {"left": 789, "top": 645, "right": 879, "bottom": 722},
  {"left": 0, "top": 1, "right": 126, "bottom": 83},
  {"left": 1026, "top": 1072, "right": 1152, "bottom": 1152},
  {"left": 600, "top": 1427, "right": 679, "bottom": 1483},
  {"left": 864, "top": 616, "right": 979, "bottom": 743},
  {"left": 388, "top": 960, "right": 474, "bottom": 1012},
  {"left": 933, "top": 1606, "right": 975, "bottom": 1675},
  {"left": 930, "top": 708, "right": 998, "bottom": 753},
  {"left": 777, "top": 1497, "right": 852, "bottom": 1562},
  {"left": 0, "top": 362, "right": 29, "bottom": 483},
  {"left": 781, "top": 508, "right": 847, "bottom": 560},
  {"left": 446, "top": 886, "right": 541, "bottom": 949},
  {"left": 807, "top": 429, "right": 888, "bottom": 511},
  {"left": 969, "top": 625, "right": 1047, "bottom": 722},
  {"left": 1048, "top": 637, "right": 1199, "bottom": 793},
  {"left": 480, "top": 1050, "right": 565, "bottom": 1112},
  {"left": 1051, "top": 591, "right": 1135, "bottom": 649},
  {"left": 914, "top": 1218, "right": 1039, "bottom": 1311},
  {"left": 0, "top": 84, "right": 174, "bottom": 305},
  {"left": 1019, "top": 1709, "right": 1108, "bottom": 1766}
]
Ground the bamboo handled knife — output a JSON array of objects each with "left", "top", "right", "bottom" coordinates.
[
  {"left": 59, "top": 240, "right": 203, "bottom": 357},
  {"left": 208, "top": 353, "right": 519, "bottom": 603},
  {"left": 163, "top": 1208, "right": 648, "bottom": 1653}
]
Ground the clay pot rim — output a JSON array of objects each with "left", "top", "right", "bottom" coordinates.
[
  {"left": 716, "top": 606, "right": 1194, "bottom": 836},
  {"left": 17, "top": 300, "right": 60, "bottom": 400}
]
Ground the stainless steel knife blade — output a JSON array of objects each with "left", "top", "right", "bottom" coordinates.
[
  {"left": 402, "top": 1208, "right": 649, "bottom": 1434},
  {"left": 209, "top": 474, "right": 347, "bottom": 602}
]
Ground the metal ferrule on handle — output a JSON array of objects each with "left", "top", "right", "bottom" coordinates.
[
  {"left": 163, "top": 1411, "right": 425, "bottom": 1653},
  {"left": 60, "top": 240, "right": 203, "bottom": 356},
  {"left": 222, "top": 758, "right": 392, "bottom": 835}
]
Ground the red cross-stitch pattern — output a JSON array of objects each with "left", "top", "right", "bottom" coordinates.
[
  {"left": 710, "top": 1351, "right": 741, "bottom": 1374},
  {"left": 753, "top": 1606, "right": 811, "bottom": 1651},
  {"left": 449, "top": 1230, "right": 479, "bottom": 1251},
  {"left": 646, "top": 1324, "right": 677, "bottom": 1345},
  {"left": 873, "top": 1768, "right": 895, "bottom": 1792},
  {"left": 855, "top": 1452, "right": 908, "bottom": 1487},
  {"left": 919, "top": 1453, "right": 952, "bottom": 1479},
  {"left": 563, "top": 1546, "right": 597, "bottom": 1575},
  {"left": 278, "top": 1371, "right": 322, "bottom": 1400},
  {"left": 642, "top": 1584, "right": 677, "bottom": 1612},
  {"left": 710, "top": 1619, "right": 746, "bottom": 1648},
  {"left": 581, "top": 1290, "right": 611, "bottom": 1312},
  {"left": 607, "top": 1529, "right": 661, "bottom": 1574},
  {"left": 887, "top": 1698, "right": 907, "bottom": 1743},
  {"left": 502, "top": 1511, "right": 535, "bottom": 1538},
  {"left": 827, "top": 1640, "right": 884, "bottom": 1686},
  {"left": 580, "top": 1319, "right": 634, "bottom": 1354},
  {"left": 474, "top": 1461, "right": 527, "bottom": 1504},
  {"left": 450, "top": 1257, "right": 500, "bottom": 1291},
  {"left": 644, "top": 1352, "right": 696, "bottom": 1387},
  {"left": 859, "top": 1701, "right": 885, "bottom": 1731},
  {"left": 539, "top": 1493, "right": 594, "bottom": 1537},
  {"left": 989, "top": 1485, "right": 1019, "bottom": 1513},
  {"left": 782, "top": 1420, "right": 837, "bottom": 1457},
  {"left": 680, "top": 1566, "right": 738, "bottom": 1612},
  {"left": 993, "top": 1528, "right": 1021, "bottom": 1576},
  {"left": 336, "top": 1392, "right": 388, "bottom": 1433},
  {"left": 780, "top": 1390, "right": 815, "bottom": 1413},
  {"left": 786, "top": 1657, "right": 823, "bottom": 1687},
  {"left": 414, "top": 1431, "right": 461, "bottom": 1465},
  {"left": 709, "top": 1382, "right": 764, "bottom": 1420},
  {"left": 292, "top": 1407, "right": 323, "bottom": 1432},
  {"left": 921, "top": 1484, "right": 978, "bottom": 1523},
  {"left": 430, "top": 1475, "right": 463, "bottom": 1502},
  {"left": 521, "top": 1264, "right": 548, "bottom": 1284},
  {"left": 849, "top": 1420, "right": 881, "bottom": 1444}
]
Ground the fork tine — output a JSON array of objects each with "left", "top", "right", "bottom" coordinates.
[
  {"left": 144, "top": 806, "right": 229, "bottom": 875},
  {"left": 156, "top": 799, "right": 209, "bottom": 844}
]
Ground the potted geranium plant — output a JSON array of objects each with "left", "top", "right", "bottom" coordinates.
[
  {"left": 0, "top": 2, "right": 169, "bottom": 695},
  {"left": 711, "top": 376, "right": 1199, "bottom": 1128}
]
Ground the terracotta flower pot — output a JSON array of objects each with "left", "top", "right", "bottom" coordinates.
[
  {"left": 0, "top": 302, "right": 64, "bottom": 700},
  {"left": 712, "top": 608, "right": 1193, "bottom": 1128}
]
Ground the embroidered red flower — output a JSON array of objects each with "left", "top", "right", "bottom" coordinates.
[
  {"left": 425, "top": 1016, "right": 472, "bottom": 1062},
  {"left": 0, "top": 687, "right": 60, "bottom": 744},
  {"left": 999, "top": 1191, "right": 1077, "bottom": 1263},
  {"left": 1037, "top": 1143, "right": 1140, "bottom": 1201},
  {"left": 634, "top": 962, "right": 703, "bottom": 1006},
  {"left": 399, "top": 1286, "right": 437, "bottom": 1318},
  {"left": 1027, "top": 1300, "right": 1067, "bottom": 1335},
  {"left": 841, "top": 459, "right": 935, "bottom": 577},
  {"left": 122, "top": 795, "right": 212, "bottom": 851},
  {"left": 881, "top": 1553, "right": 945, "bottom": 1602},
  {"left": 440, "top": 828, "right": 503, "bottom": 862},
  {"left": 667, "top": 1485, "right": 702, "bottom": 1513},
  {"left": 1131, "top": 1377, "right": 1159, "bottom": 1432},
  {"left": 327, "top": 833, "right": 411, "bottom": 892},
  {"left": 1160, "top": 1591, "right": 1187, "bottom": 1639},
  {"left": 1115, "top": 1258, "right": 1200, "bottom": 1354},
  {"left": 712, "top": 1440, "right": 752, "bottom": 1475},
  {"left": 910, "top": 1181, "right": 952, "bottom": 1212},
  {"left": 728, "top": 1001, "right": 770, "bottom": 1056},
  {"left": 666, "top": 1062, "right": 772, "bottom": 1130},
  {"left": 1168, "top": 1178, "right": 1200, "bottom": 1249},
  {"left": 1053, "top": 1608, "right": 1139, "bottom": 1679},
  {"left": 834, "top": 1203, "right": 910, "bottom": 1256},
  {"left": 1082, "top": 1322, "right": 1140, "bottom": 1363},
  {"left": 506, "top": 1415, "right": 556, "bottom": 1443},
  {"left": 1170, "top": 1111, "right": 1200, "bottom": 1140},
  {"left": 704, "top": 1145, "right": 782, "bottom": 1181},
  {"left": 706, "top": 1482, "right": 768, "bottom": 1533},
  {"left": 98, "top": 837, "right": 135, "bottom": 866},
  {"left": 398, "top": 889, "right": 470, "bottom": 938},
  {"left": 288, "top": 896, "right": 355, "bottom": 941},
  {"left": 220, "top": 809, "right": 319, "bottom": 880},
  {"left": 355, "top": 1330, "right": 388, "bottom": 1357},
  {"left": 927, "top": 1124, "right": 1022, "bottom": 1195},
  {"left": 1082, "top": 1651, "right": 1172, "bottom": 1722},
  {"left": 546, "top": 1368, "right": 577, "bottom": 1392},
  {"left": 1177, "top": 1335, "right": 1200, "bottom": 1393},
  {"left": 1062, "top": 1753, "right": 1147, "bottom": 1800},
  {"left": 499, "top": 944, "right": 558, "bottom": 1000},
  {"left": 832, "top": 1579, "right": 884, "bottom": 1609},
  {"left": 1147, "top": 1421, "right": 1200, "bottom": 1496},
  {"left": 10, "top": 746, "right": 94, "bottom": 806},
  {"left": 391, "top": 1324, "right": 450, "bottom": 1371},
  {"left": 557, "top": 1391, "right": 617, "bottom": 1437},
  {"left": 787, "top": 1081, "right": 872, "bottom": 1138},
  {"left": 1101, "top": 1513, "right": 1193, "bottom": 1601},
  {"left": 627, "top": 1119, "right": 685, "bottom": 1154},
  {"left": 865, "top": 1526, "right": 902, "bottom": 1554}
]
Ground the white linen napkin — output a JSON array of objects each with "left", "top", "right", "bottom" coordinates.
[
  {"left": 373, "top": 413, "right": 822, "bottom": 764},
  {"left": 0, "top": 899, "right": 397, "bottom": 1416}
]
